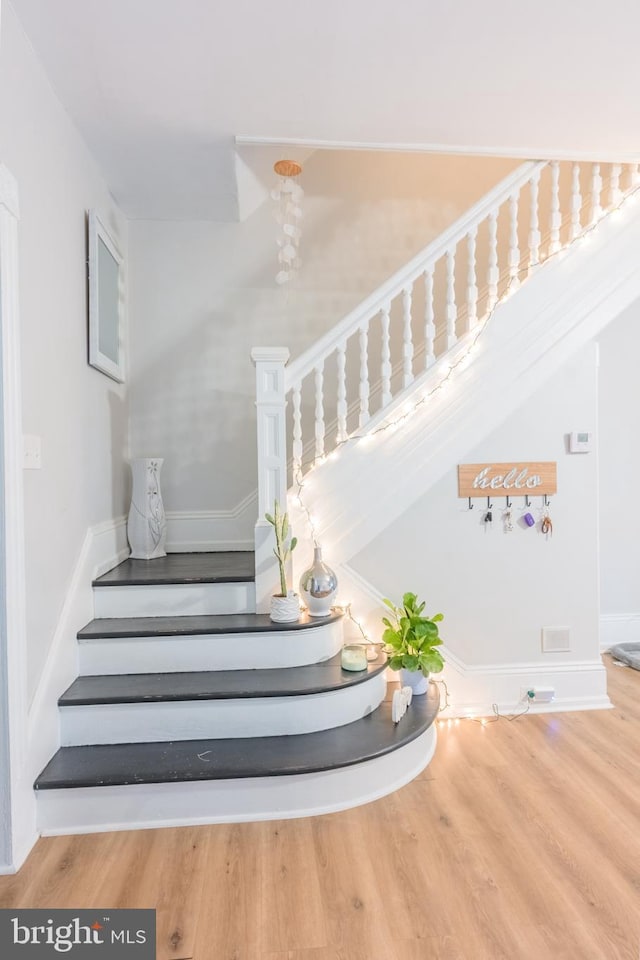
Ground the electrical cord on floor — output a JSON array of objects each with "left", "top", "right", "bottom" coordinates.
[{"left": 431, "top": 677, "right": 531, "bottom": 724}]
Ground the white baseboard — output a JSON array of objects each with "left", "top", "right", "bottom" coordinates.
[
  {"left": 165, "top": 491, "right": 257, "bottom": 552},
  {"left": 599, "top": 613, "right": 640, "bottom": 651},
  {"left": 341, "top": 563, "right": 611, "bottom": 716},
  {"left": 436, "top": 659, "right": 611, "bottom": 718},
  {"left": 22, "top": 516, "right": 129, "bottom": 861},
  {"left": 0, "top": 829, "right": 39, "bottom": 874}
]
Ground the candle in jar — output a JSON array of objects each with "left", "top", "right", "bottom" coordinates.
[{"left": 341, "top": 644, "right": 368, "bottom": 671}]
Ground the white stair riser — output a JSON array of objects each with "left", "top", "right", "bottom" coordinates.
[
  {"left": 78, "top": 619, "right": 344, "bottom": 675},
  {"left": 93, "top": 581, "right": 256, "bottom": 618},
  {"left": 60, "top": 673, "right": 387, "bottom": 745},
  {"left": 37, "top": 725, "right": 436, "bottom": 835}
]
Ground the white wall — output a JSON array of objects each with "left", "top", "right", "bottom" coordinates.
[
  {"left": 598, "top": 298, "right": 640, "bottom": 646},
  {"left": 0, "top": 2, "right": 128, "bottom": 700},
  {"left": 0, "top": 0, "right": 10, "bottom": 878},
  {"left": 350, "top": 344, "right": 600, "bottom": 670},
  {"left": 128, "top": 151, "right": 516, "bottom": 538}
]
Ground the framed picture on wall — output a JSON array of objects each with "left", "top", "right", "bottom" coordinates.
[{"left": 87, "top": 210, "right": 125, "bottom": 382}]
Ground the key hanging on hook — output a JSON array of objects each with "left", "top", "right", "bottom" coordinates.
[{"left": 484, "top": 496, "right": 493, "bottom": 524}]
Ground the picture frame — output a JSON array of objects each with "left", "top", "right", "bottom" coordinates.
[{"left": 87, "top": 210, "right": 125, "bottom": 382}]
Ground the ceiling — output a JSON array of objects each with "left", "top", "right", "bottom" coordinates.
[{"left": 9, "top": 0, "right": 640, "bottom": 220}]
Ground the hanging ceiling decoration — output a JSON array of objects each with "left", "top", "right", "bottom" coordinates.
[{"left": 272, "top": 160, "right": 304, "bottom": 285}]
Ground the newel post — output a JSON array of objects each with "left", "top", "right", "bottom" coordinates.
[{"left": 251, "top": 347, "right": 290, "bottom": 613}]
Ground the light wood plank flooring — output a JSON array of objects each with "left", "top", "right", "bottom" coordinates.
[{"left": 1, "top": 658, "right": 639, "bottom": 960}]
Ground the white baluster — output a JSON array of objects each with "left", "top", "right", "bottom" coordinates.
[
  {"left": 336, "top": 343, "right": 347, "bottom": 443},
  {"left": 402, "top": 286, "right": 414, "bottom": 388},
  {"left": 314, "top": 363, "right": 325, "bottom": 459},
  {"left": 487, "top": 211, "right": 499, "bottom": 313},
  {"left": 590, "top": 163, "right": 603, "bottom": 224},
  {"left": 292, "top": 382, "right": 303, "bottom": 480},
  {"left": 445, "top": 248, "right": 457, "bottom": 349},
  {"left": 358, "top": 323, "right": 370, "bottom": 427},
  {"left": 549, "top": 161, "right": 561, "bottom": 254},
  {"left": 528, "top": 170, "right": 541, "bottom": 272},
  {"left": 508, "top": 191, "right": 520, "bottom": 290},
  {"left": 380, "top": 304, "right": 392, "bottom": 407},
  {"left": 570, "top": 163, "right": 582, "bottom": 241},
  {"left": 630, "top": 164, "right": 640, "bottom": 188},
  {"left": 609, "top": 163, "right": 622, "bottom": 208},
  {"left": 424, "top": 267, "right": 435, "bottom": 368},
  {"left": 466, "top": 228, "right": 478, "bottom": 330}
]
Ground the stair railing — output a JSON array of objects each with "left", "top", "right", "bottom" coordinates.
[
  {"left": 252, "top": 160, "right": 639, "bottom": 605},
  {"left": 284, "top": 160, "right": 640, "bottom": 479},
  {"left": 285, "top": 160, "right": 544, "bottom": 477}
]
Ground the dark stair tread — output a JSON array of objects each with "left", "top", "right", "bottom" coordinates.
[
  {"left": 59, "top": 651, "right": 387, "bottom": 705},
  {"left": 78, "top": 609, "right": 343, "bottom": 640},
  {"left": 93, "top": 552, "right": 255, "bottom": 587},
  {"left": 35, "top": 686, "right": 439, "bottom": 789}
]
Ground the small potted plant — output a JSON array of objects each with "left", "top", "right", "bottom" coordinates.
[
  {"left": 381, "top": 592, "right": 444, "bottom": 694},
  {"left": 266, "top": 500, "right": 299, "bottom": 622}
]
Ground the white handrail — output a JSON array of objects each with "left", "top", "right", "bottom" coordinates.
[{"left": 285, "top": 159, "right": 546, "bottom": 389}]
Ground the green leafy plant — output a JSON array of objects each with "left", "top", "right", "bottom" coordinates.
[
  {"left": 265, "top": 500, "right": 298, "bottom": 597},
  {"left": 382, "top": 592, "right": 444, "bottom": 676}
]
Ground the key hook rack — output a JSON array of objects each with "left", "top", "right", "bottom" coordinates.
[{"left": 458, "top": 462, "right": 558, "bottom": 517}]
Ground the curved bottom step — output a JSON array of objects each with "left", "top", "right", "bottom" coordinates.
[{"left": 36, "top": 724, "right": 437, "bottom": 836}]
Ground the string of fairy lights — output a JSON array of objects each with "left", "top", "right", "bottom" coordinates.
[{"left": 289, "top": 173, "right": 640, "bottom": 716}]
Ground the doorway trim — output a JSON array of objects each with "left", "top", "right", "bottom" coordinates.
[{"left": 0, "top": 164, "right": 34, "bottom": 873}]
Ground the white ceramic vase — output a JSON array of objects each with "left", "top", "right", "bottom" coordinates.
[
  {"left": 270, "top": 591, "right": 300, "bottom": 623},
  {"left": 127, "top": 458, "right": 167, "bottom": 560},
  {"left": 400, "top": 668, "right": 429, "bottom": 695}
]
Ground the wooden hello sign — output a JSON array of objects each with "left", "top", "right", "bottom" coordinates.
[{"left": 458, "top": 462, "right": 557, "bottom": 498}]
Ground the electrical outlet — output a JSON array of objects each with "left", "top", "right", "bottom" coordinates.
[
  {"left": 521, "top": 686, "right": 555, "bottom": 703},
  {"left": 542, "top": 626, "right": 570, "bottom": 653}
]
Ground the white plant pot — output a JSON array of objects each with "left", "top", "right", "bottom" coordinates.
[
  {"left": 127, "top": 458, "right": 167, "bottom": 560},
  {"left": 399, "top": 669, "right": 429, "bottom": 695},
  {"left": 270, "top": 592, "right": 300, "bottom": 623}
]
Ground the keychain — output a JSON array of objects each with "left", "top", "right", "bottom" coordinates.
[
  {"left": 541, "top": 507, "right": 553, "bottom": 536},
  {"left": 503, "top": 507, "right": 513, "bottom": 532}
]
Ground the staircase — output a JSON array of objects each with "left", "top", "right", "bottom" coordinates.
[
  {"left": 34, "top": 156, "right": 640, "bottom": 835},
  {"left": 251, "top": 159, "right": 640, "bottom": 607},
  {"left": 34, "top": 553, "right": 438, "bottom": 836}
]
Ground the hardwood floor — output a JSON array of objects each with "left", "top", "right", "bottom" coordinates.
[{"left": 2, "top": 658, "right": 640, "bottom": 960}]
